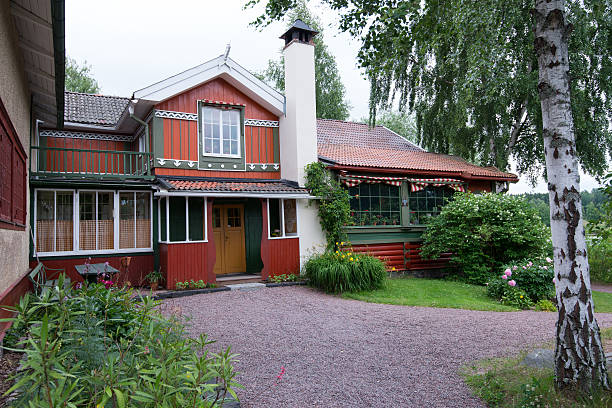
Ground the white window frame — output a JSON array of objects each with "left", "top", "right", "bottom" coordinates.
[
  {"left": 200, "top": 106, "right": 241, "bottom": 158},
  {"left": 33, "top": 189, "right": 153, "bottom": 257},
  {"left": 158, "top": 196, "right": 208, "bottom": 244},
  {"left": 267, "top": 198, "right": 299, "bottom": 239}
]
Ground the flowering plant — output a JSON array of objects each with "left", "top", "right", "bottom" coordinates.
[{"left": 486, "top": 258, "right": 555, "bottom": 303}]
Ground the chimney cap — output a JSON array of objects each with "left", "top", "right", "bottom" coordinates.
[{"left": 280, "top": 19, "right": 319, "bottom": 44}]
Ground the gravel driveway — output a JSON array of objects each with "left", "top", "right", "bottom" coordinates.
[{"left": 163, "top": 286, "right": 612, "bottom": 408}]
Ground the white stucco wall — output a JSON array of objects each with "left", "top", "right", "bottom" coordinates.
[
  {"left": 0, "top": 3, "right": 32, "bottom": 295},
  {"left": 280, "top": 40, "right": 327, "bottom": 265}
]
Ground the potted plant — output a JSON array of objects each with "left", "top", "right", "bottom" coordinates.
[{"left": 145, "top": 270, "right": 163, "bottom": 291}]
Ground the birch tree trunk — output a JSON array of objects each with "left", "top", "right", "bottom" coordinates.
[{"left": 533, "top": 0, "right": 609, "bottom": 392}]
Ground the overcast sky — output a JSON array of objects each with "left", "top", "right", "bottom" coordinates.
[{"left": 65, "top": 0, "right": 606, "bottom": 194}]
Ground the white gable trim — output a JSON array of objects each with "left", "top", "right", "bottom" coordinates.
[{"left": 132, "top": 56, "right": 285, "bottom": 116}]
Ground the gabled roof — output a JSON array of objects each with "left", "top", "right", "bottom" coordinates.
[
  {"left": 316, "top": 119, "right": 518, "bottom": 181},
  {"left": 132, "top": 55, "right": 285, "bottom": 116},
  {"left": 64, "top": 92, "right": 130, "bottom": 127},
  {"left": 317, "top": 119, "right": 423, "bottom": 152}
]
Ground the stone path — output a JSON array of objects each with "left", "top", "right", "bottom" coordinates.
[{"left": 162, "top": 286, "right": 612, "bottom": 408}]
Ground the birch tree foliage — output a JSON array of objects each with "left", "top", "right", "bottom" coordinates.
[{"left": 248, "top": 0, "right": 612, "bottom": 177}]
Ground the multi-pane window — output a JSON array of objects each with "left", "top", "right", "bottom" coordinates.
[
  {"left": 268, "top": 199, "right": 298, "bottom": 238},
  {"left": 34, "top": 190, "right": 152, "bottom": 255},
  {"left": 408, "top": 186, "right": 455, "bottom": 225},
  {"left": 158, "top": 196, "right": 207, "bottom": 243},
  {"left": 201, "top": 106, "right": 240, "bottom": 156},
  {"left": 79, "top": 191, "right": 114, "bottom": 251},
  {"left": 348, "top": 183, "right": 400, "bottom": 226},
  {"left": 35, "top": 191, "right": 74, "bottom": 252}
]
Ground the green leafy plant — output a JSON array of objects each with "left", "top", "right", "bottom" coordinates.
[
  {"left": 535, "top": 299, "right": 557, "bottom": 312},
  {"left": 421, "top": 193, "right": 550, "bottom": 284},
  {"left": 175, "top": 281, "right": 186, "bottom": 290},
  {"left": 304, "top": 248, "right": 386, "bottom": 293},
  {"left": 269, "top": 274, "right": 299, "bottom": 283},
  {"left": 305, "top": 162, "right": 351, "bottom": 250},
  {"left": 2, "top": 275, "right": 241, "bottom": 407},
  {"left": 500, "top": 287, "right": 533, "bottom": 310},
  {"left": 486, "top": 258, "right": 555, "bottom": 303},
  {"left": 145, "top": 270, "right": 163, "bottom": 284}
]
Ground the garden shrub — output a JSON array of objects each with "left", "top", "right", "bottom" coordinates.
[
  {"left": 304, "top": 249, "right": 386, "bottom": 293},
  {"left": 421, "top": 193, "right": 550, "bottom": 284},
  {"left": 501, "top": 287, "right": 533, "bottom": 310},
  {"left": 535, "top": 299, "right": 556, "bottom": 312},
  {"left": 588, "top": 236, "right": 612, "bottom": 283},
  {"left": 3, "top": 275, "right": 241, "bottom": 407},
  {"left": 486, "top": 258, "right": 555, "bottom": 304}
]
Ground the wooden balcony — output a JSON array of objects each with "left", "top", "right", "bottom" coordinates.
[{"left": 30, "top": 146, "right": 154, "bottom": 180}]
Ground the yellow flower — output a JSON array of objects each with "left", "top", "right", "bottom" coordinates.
[
  {"left": 348, "top": 252, "right": 352, "bottom": 256},
  {"left": 335, "top": 250, "right": 339, "bottom": 254},
  {"left": 520, "top": 295, "right": 523, "bottom": 299},
  {"left": 350, "top": 257, "right": 354, "bottom": 261},
  {"left": 335, "top": 242, "right": 339, "bottom": 245},
  {"left": 341, "top": 255, "right": 345, "bottom": 258},
  {"left": 340, "top": 242, "right": 345, "bottom": 245},
  {"left": 391, "top": 267, "right": 396, "bottom": 271}
]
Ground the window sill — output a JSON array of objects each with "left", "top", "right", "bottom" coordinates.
[
  {"left": 159, "top": 240, "right": 208, "bottom": 244},
  {"left": 268, "top": 235, "right": 299, "bottom": 240},
  {"left": 202, "top": 153, "right": 242, "bottom": 159},
  {"left": 0, "top": 220, "right": 26, "bottom": 231},
  {"left": 36, "top": 248, "right": 154, "bottom": 257}
]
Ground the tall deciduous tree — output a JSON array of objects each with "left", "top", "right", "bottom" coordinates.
[
  {"left": 248, "top": 0, "right": 610, "bottom": 392},
  {"left": 535, "top": 0, "right": 607, "bottom": 391},
  {"left": 65, "top": 57, "right": 100, "bottom": 94},
  {"left": 256, "top": 0, "right": 351, "bottom": 120},
  {"left": 361, "top": 110, "right": 418, "bottom": 143}
]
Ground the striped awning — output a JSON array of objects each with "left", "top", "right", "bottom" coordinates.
[
  {"left": 408, "top": 178, "right": 466, "bottom": 193},
  {"left": 340, "top": 174, "right": 404, "bottom": 187}
]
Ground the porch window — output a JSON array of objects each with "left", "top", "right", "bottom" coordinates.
[
  {"left": 79, "top": 191, "right": 114, "bottom": 251},
  {"left": 407, "top": 186, "right": 455, "bottom": 225},
  {"left": 201, "top": 106, "right": 241, "bottom": 157},
  {"left": 268, "top": 199, "right": 298, "bottom": 238},
  {"left": 348, "top": 183, "right": 401, "bottom": 226},
  {"left": 35, "top": 190, "right": 74, "bottom": 252},
  {"left": 34, "top": 190, "right": 152, "bottom": 256},
  {"left": 158, "top": 196, "right": 207, "bottom": 243}
]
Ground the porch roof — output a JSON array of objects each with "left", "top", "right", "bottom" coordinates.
[{"left": 156, "top": 177, "right": 311, "bottom": 198}]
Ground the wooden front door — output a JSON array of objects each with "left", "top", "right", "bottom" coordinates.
[{"left": 213, "top": 204, "right": 246, "bottom": 274}]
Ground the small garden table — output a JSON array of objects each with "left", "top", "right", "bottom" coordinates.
[{"left": 75, "top": 263, "right": 119, "bottom": 282}]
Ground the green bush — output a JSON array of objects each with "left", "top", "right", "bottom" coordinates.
[
  {"left": 421, "top": 193, "right": 550, "bottom": 284},
  {"left": 535, "top": 299, "right": 556, "bottom": 312},
  {"left": 501, "top": 287, "right": 533, "bottom": 310},
  {"left": 588, "top": 236, "right": 612, "bottom": 283},
  {"left": 304, "top": 250, "right": 387, "bottom": 293},
  {"left": 2, "top": 275, "right": 241, "bottom": 407},
  {"left": 269, "top": 273, "right": 299, "bottom": 283},
  {"left": 486, "top": 258, "right": 555, "bottom": 303}
]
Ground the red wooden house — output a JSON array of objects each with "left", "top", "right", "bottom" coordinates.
[{"left": 27, "top": 20, "right": 518, "bottom": 288}]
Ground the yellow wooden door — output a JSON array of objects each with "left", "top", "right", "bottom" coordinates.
[{"left": 213, "top": 204, "right": 246, "bottom": 275}]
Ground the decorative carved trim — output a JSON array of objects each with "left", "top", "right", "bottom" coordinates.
[
  {"left": 155, "top": 110, "right": 198, "bottom": 121},
  {"left": 247, "top": 163, "right": 280, "bottom": 171},
  {"left": 157, "top": 158, "right": 197, "bottom": 167},
  {"left": 244, "top": 119, "right": 279, "bottom": 127},
  {"left": 40, "top": 130, "right": 135, "bottom": 142},
  {"left": 155, "top": 110, "right": 279, "bottom": 127}
]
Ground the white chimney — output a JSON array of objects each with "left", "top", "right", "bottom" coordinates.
[
  {"left": 279, "top": 19, "right": 318, "bottom": 186},
  {"left": 279, "top": 20, "right": 327, "bottom": 264}
]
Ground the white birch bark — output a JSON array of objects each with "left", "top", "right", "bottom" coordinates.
[{"left": 534, "top": 0, "right": 608, "bottom": 391}]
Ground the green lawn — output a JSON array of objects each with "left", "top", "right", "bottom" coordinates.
[{"left": 342, "top": 277, "right": 612, "bottom": 313}]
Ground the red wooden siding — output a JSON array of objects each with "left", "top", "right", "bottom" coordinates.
[
  {"left": 154, "top": 168, "right": 280, "bottom": 179},
  {"left": 351, "top": 242, "right": 451, "bottom": 271},
  {"left": 467, "top": 180, "right": 493, "bottom": 192},
  {"left": 260, "top": 199, "right": 300, "bottom": 279},
  {"left": 0, "top": 270, "right": 33, "bottom": 341},
  {"left": 42, "top": 136, "right": 132, "bottom": 174},
  {"left": 157, "top": 77, "right": 277, "bottom": 120},
  {"left": 245, "top": 125, "right": 276, "bottom": 163},
  {"left": 160, "top": 242, "right": 210, "bottom": 289},
  {"left": 32, "top": 254, "right": 155, "bottom": 287}
]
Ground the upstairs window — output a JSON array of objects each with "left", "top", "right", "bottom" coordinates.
[{"left": 201, "top": 106, "right": 240, "bottom": 157}]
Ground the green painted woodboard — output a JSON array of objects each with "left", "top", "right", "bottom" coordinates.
[{"left": 244, "top": 199, "right": 263, "bottom": 274}]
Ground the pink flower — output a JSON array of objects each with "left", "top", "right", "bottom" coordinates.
[
  {"left": 504, "top": 268, "right": 511, "bottom": 276},
  {"left": 508, "top": 280, "right": 516, "bottom": 287},
  {"left": 552, "top": 278, "right": 556, "bottom": 283},
  {"left": 522, "top": 266, "right": 527, "bottom": 270},
  {"left": 512, "top": 266, "right": 518, "bottom": 271},
  {"left": 144, "top": 346, "right": 150, "bottom": 355},
  {"left": 543, "top": 266, "right": 548, "bottom": 270},
  {"left": 527, "top": 262, "right": 533, "bottom": 267},
  {"left": 502, "top": 275, "right": 508, "bottom": 280},
  {"left": 546, "top": 257, "right": 553, "bottom": 263}
]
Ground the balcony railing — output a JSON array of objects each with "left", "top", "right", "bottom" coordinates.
[{"left": 30, "top": 146, "right": 154, "bottom": 180}]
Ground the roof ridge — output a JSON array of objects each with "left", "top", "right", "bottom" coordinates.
[{"left": 65, "top": 91, "right": 130, "bottom": 100}]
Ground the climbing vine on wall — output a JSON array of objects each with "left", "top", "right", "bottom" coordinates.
[{"left": 304, "top": 162, "right": 351, "bottom": 250}]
